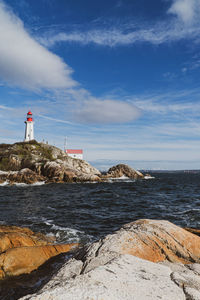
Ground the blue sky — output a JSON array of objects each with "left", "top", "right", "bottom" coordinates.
[{"left": 0, "top": 0, "right": 200, "bottom": 170}]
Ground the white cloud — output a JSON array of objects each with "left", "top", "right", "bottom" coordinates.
[
  {"left": 0, "top": 1, "right": 77, "bottom": 90},
  {"left": 168, "top": 0, "right": 199, "bottom": 24},
  {"left": 40, "top": 22, "right": 200, "bottom": 48},
  {"left": 74, "top": 99, "right": 141, "bottom": 124},
  {"left": 39, "top": 0, "right": 200, "bottom": 48},
  {"left": 0, "top": 104, "right": 13, "bottom": 110}
]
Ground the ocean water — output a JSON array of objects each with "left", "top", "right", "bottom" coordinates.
[
  {"left": 1, "top": 171, "right": 200, "bottom": 299},
  {"left": 0, "top": 171, "right": 200, "bottom": 245}
]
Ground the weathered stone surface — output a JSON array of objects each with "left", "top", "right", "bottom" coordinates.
[
  {"left": 0, "top": 232, "right": 45, "bottom": 253},
  {"left": 0, "top": 141, "right": 101, "bottom": 183},
  {"left": 78, "top": 219, "right": 200, "bottom": 276},
  {"left": 0, "top": 243, "right": 78, "bottom": 279},
  {"left": 185, "top": 227, "right": 200, "bottom": 237},
  {"left": 103, "top": 163, "right": 144, "bottom": 179},
  {"left": 0, "top": 168, "right": 45, "bottom": 184},
  {"left": 42, "top": 161, "right": 65, "bottom": 181},
  {"left": 0, "top": 225, "right": 53, "bottom": 252},
  {"left": 19, "top": 219, "right": 200, "bottom": 300},
  {"left": 20, "top": 255, "right": 185, "bottom": 300},
  {"left": 161, "top": 261, "right": 200, "bottom": 299},
  {"left": 42, "top": 159, "right": 101, "bottom": 183},
  {"left": 0, "top": 225, "right": 78, "bottom": 279}
]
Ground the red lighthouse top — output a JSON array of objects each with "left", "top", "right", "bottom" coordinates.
[{"left": 26, "top": 110, "right": 33, "bottom": 122}]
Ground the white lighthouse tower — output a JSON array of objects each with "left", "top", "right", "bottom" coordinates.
[{"left": 24, "top": 110, "right": 34, "bottom": 142}]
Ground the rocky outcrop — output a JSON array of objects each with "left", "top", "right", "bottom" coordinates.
[
  {"left": 21, "top": 255, "right": 186, "bottom": 300},
  {"left": 0, "top": 225, "right": 78, "bottom": 279},
  {"left": 0, "top": 168, "right": 45, "bottom": 184},
  {"left": 103, "top": 163, "right": 144, "bottom": 179},
  {"left": 0, "top": 225, "right": 53, "bottom": 253},
  {"left": 0, "top": 244, "right": 78, "bottom": 279},
  {"left": 0, "top": 142, "right": 144, "bottom": 184},
  {"left": 0, "top": 141, "right": 101, "bottom": 184},
  {"left": 42, "top": 159, "right": 101, "bottom": 183},
  {"left": 76, "top": 219, "right": 200, "bottom": 274},
  {"left": 20, "top": 220, "right": 200, "bottom": 300}
]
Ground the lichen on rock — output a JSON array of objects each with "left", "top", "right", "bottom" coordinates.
[{"left": 19, "top": 219, "right": 200, "bottom": 300}]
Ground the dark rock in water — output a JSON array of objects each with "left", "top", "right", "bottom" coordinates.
[{"left": 103, "top": 163, "right": 144, "bottom": 179}]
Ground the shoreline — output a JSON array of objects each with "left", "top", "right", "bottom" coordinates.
[{"left": 0, "top": 219, "right": 200, "bottom": 299}]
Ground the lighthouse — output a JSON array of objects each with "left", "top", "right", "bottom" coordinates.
[{"left": 24, "top": 111, "right": 34, "bottom": 142}]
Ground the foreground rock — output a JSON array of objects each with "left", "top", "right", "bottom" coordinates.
[
  {"left": 103, "top": 163, "right": 144, "bottom": 180},
  {"left": 21, "top": 220, "right": 200, "bottom": 299},
  {"left": 78, "top": 219, "right": 200, "bottom": 271},
  {"left": 0, "top": 244, "right": 78, "bottom": 279},
  {"left": 0, "top": 225, "right": 78, "bottom": 279},
  {"left": 22, "top": 255, "right": 186, "bottom": 300}
]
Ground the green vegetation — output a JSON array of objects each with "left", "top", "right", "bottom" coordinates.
[
  {"left": 0, "top": 157, "right": 10, "bottom": 171},
  {"left": 0, "top": 141, "right": 55, "bottom": 170}
]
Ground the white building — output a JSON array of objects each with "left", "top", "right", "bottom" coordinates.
[
  {"left": 24, "top": 111, "right": 34, "bottom": 142},
  {"left": 66, "top": 149, "right": 83, "bottom": 159}
]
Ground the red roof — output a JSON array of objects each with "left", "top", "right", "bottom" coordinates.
[
  {"left": 66, "top": 149, "right": 83, "bottom": 154},
  {"left": 27, "top": 111, "right": 32, "bottom": 115}
]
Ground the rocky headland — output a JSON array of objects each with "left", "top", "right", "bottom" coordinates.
[
  {"left": 0, "top": 220, "right": 200, "bottom": 299},
  {"left": 0, "top": 140, "right": 144, "bottom": 184}
]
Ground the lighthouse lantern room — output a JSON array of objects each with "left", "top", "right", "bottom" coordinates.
[{"left": 24, "top": 111, "right": 34, "bottom": 142}]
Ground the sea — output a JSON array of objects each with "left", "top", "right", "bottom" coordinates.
[
  {"left": 0, "top": 171, "right": 200, "bottom": 245},
  {"left": 1, "top": 171, "right": 200, "bottom": 299}
]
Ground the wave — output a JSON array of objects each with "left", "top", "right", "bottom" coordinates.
[
  {"left": 0, "top": 181, "right": 46, "bottom": 187},
  {"left": 0, "top": 181, "right": 9, "bottom": 186},
  {"left": 144, "top": 175, "right": 155, "bottom": 180},
  {"left": 31, "top": 181, "right": 45, "bottom": 186},
  {"left": 42, "top": 219, "right": 93, "bottom": 243},
  {"left": 106, "top": 176, "right": 134, "bottom": 183}
]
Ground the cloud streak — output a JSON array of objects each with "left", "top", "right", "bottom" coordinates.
[{"left": 39, "top": 0, "right": 200, "bottom": 48}]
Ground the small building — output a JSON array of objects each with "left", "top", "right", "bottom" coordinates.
[{"left": 66, "top": 149, "right": 83, "bottom": 160}]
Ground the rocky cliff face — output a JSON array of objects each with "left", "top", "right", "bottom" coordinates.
[
  {"left": 0, "top": 141, "right": 101, "bottom": 184},
  {"left": 0, "top": 141, "right": 143, "bottom": 184}
]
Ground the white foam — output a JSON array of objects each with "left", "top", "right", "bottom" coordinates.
[
  {"left": 0, "top": 171, "right": 8, "bottom": 175},
  {"left": 0, "top": 181, "right": 9, "bottom": 186},
  {"left": 31, "top": 181, "right": 45, "bottom": 186},
  {"left": 51, "top": 224, "right": 82, "bottom": 233},
  {"left": 144, "top": 175, "right": 155, "bottom": 180},
  {"left": 0, "top": 181, "right": 46, "bottom": 187},
  {"left": 106, "top": 176, "right": 134, "bottom": 183},
  {"left": 14, "top": 182, "right": 28, "bottom": 186},
  {"left": 0, "top": 171, "right": 17, "bottom": 175},
  {"left": 43, "top": 220, "right": 54, "bottom": 226}
]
